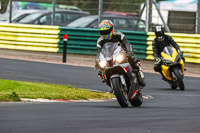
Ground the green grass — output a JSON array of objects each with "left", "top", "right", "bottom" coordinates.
[{"left": 0, "top": 79, "right": 114, "bottom": 102}]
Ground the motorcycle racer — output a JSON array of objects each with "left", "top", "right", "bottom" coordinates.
[
  {"left": 96, "top": 20, "right": 146, "bottom": 87},
  {"left": 152, "top": 26, "right": 185, "bottom": 78}
]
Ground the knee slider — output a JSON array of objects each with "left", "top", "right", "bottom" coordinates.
[{"left": 154, "top": 64, "right": 161, "bottom": 72}]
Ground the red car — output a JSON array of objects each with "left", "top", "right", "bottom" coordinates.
[{"left": 103, "top": 11, "right": 139, "bottom": 17}]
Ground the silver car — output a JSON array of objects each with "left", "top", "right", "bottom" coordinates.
[
  {"left": 66, "top": 15, "right": 146, "bottom": 31},
  {"left": 16, "top": 10, "right": 90, "bottom": 26},
  {"left": 0, "top": 10, "right": 40, "bottom": 23}
]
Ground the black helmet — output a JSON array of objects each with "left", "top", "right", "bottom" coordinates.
[{"left": 155, "top": 26, "right": 164, "bottom": 38}]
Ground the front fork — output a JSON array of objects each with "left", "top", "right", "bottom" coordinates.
[{"left": 171, "top": 67, "right": 184, "bottom": 82}]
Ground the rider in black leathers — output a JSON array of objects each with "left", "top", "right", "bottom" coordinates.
[
  {"left": 96, "top": 20, "right": 146, "bottom": 87},
  {"left": 152, "top": 26, "right": 185, "bottom": 78}
]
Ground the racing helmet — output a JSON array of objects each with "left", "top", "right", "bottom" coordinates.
[
  {"left": 98, "top": 20, "right": 114, "bottom": 40},
  {"left": 155, "top": 26, "right": 164, "bottom": 41}
]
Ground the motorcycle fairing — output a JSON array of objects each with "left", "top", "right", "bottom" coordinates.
[
  {"left": 161, "top": 47, "right": 178, "bottom": 80},
  {"left": 161, "top": 65, "right": 172, "bottom": 80},
  {"left": 161, "top": 47, "right": 178, "bottom": 63},
  {"left": 160, "top": 46, "right": 184, "bottom": 80},
  {"left": 180, "top": 59, "right": 184, "bottom": 75}
]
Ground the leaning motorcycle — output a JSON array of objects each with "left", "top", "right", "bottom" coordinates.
[
  {"left": 96, "top": 42, "right": 143, "bottom": 107},
  {"left": 160, "top": 46, "right": 185, "bottom": 91}
]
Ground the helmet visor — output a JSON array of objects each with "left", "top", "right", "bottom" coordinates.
[
  {"left": 99, "top": 27, "right": 113, "bottom": 35},
  {"left": 101, "top": 33, "right": 111, "bottom": 39},
  {"left": 155, "top": 32, "right": 163, "bottom": 37}
]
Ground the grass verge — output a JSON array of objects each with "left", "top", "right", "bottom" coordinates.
[{"left": 0, "top": 79, "right": 114, "bottom": 102}]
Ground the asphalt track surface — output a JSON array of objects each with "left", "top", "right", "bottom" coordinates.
[{"left": 0, "top": 58, "right": 200, "bottom": 133}]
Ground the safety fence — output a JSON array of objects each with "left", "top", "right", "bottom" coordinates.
[
  {"left": 59, "top": 27, "right": 148, "bottom": 59},
  {"left": 0, "top": 23, "right": 199, "bottom": 64},
  {"left": 0, "top": 23, "right": 60, "bottom": 52}
]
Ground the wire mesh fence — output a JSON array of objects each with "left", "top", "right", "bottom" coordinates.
[{"left": 0, "top": 0, "right": 199, "bottom": 34}]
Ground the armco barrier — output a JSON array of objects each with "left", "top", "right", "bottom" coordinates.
[
  {"left": 0, "top": 23, "right": 199, "bottom": 64},
  {"left": 0, "top": 23, "right": 60, "bottom": 52},
  {"left": 147, "top": 32, "right": 200, "bottom": 63},
  {"left": 0, "top": 24, "right": 148, "bottom": 59},
  {"left": 59, "top": 27, "right": 148, "bottom": 59},
  {"left": 59, "top": 27, "right": 99, "bottom": 55}
]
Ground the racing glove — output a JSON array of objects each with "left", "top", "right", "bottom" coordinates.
[
  {"left": 155, "top": 58, "right": 162, "bottom": 64},
  {"left": 126, "top": 51, "right": 133, "bottom": 57},
  {"left": 178, "top": 49, "right": 183, "bottom": 55},
  {"left": 178, "top": 49, "right": 185, "bottom": 62},
  {"left": 178, "top": 49, "right": 184, "bottom": 58}
]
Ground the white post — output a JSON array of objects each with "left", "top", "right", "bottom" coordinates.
[
  {"left": 197, "top": 0, "right": 200, "bottom": 34},
  {"left": 9, "top": 0, "right": 12, "bottom": 23},
  {"left": 152, "top": 0, "right": 170, "bottom": 32},
  {"left": 98, "top": 0, "right": 103, "bottom": 25},
  {"left": 145, "top": 0, "right": 150, "bottom": 32},
  {"left": 52, "top": 0, "right": 56, "bottom": 25}
]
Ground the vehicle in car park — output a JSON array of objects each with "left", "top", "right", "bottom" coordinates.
[
  {"left": 0, "top": 10, "right": 40, "bottom": 23},
  {"left": 66, "top": 15, "right": 145, "bottom": 31},
  {"left": 103, "top": 11, "right": 139, "bottom": 17},
  {"left": 12, "top": 1, "right": 82, "bottom": 11},
  {"left": 15, "top": 10, "right": 90, "bottom": 26}
]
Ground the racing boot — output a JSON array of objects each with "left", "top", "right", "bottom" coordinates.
[
  {"left": 132, "top": 67, "right": 146, "bottom": 87},
  {"left": 128, "top": 57, "right": 146, "bottom": 87},
  {"left": 98, "top": 70, "right": 105, "bottom": 83},
  {"left": 161, "top": 73, "right": 165, "bottom": 80},
  {"left": 135, "top": 69, "right": 146, "bottom": 87},
  {"left": 133, "top": 61, "right": 146, "bottom": 87},
  {"left": 158, "top": 71, "right": 165, "bottom": 80}
]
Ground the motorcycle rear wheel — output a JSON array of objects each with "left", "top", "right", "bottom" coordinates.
[
  {"left": 111, "top": 77, "right": 129, "bottom": 108},
  {"left": 173, "top": 69, "right": 185, "bottom": 91}
]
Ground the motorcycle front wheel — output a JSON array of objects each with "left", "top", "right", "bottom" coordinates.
[
  {"left": 111, "top": 77, "right": 129, "bottom": 108},
  {"left": 173, "top": 69, "right": 185, "bottom": 91}
]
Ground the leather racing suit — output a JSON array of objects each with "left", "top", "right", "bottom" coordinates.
[
  {"left": 96, "top": 31, "right": 146, "bottom": 87},
  {"left": 152, "top": 34, "right": 181, "bottom": 72}
]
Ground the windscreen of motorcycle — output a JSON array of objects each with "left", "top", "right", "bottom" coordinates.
[
  {"left": 162, "top": 46, "right": 173, "bottom": 56},
  {"left": 101, "top": 42, "right": 119, "bottom": 59}
]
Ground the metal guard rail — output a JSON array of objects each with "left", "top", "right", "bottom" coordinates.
[{"left": 0, "top": 23, "right": 199, "bottom": 63}]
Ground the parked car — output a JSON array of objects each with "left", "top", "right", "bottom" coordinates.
[
  {"left": 0, "top": 10, "right": 40, "bottom": 23},
  {"left": 103, "top": 11, "right": 139, "bottom": 17},
  {"left": 12, "top": 1, "right": 82, "bottom": 11},
  {"left": 66, "top": 15, "right": 145, "bottom": 31},
  {"left": 15, "top": 10, "right": 90, "bottom": 26}
]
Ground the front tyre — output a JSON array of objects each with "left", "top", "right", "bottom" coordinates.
[
  {"left": 111, "top": 77, "right": 129, "bottom": 108},
  {"left": 173, "top": 69, "right": 185, "bottom": 91}
]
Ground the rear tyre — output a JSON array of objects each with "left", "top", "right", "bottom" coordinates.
[
  {"left": 130, "top": 90, "right": 143, "bottom": 107},
  {"left": 111, "top": 77, "right": 129, "bottom": 108},
  {"left": 173, "top": 69, "right": 185, "bottom": 91}
]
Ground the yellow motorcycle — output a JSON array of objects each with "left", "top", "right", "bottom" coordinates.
[{"left": 161, "top": 46, "right": 185, "bottom": 91}]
